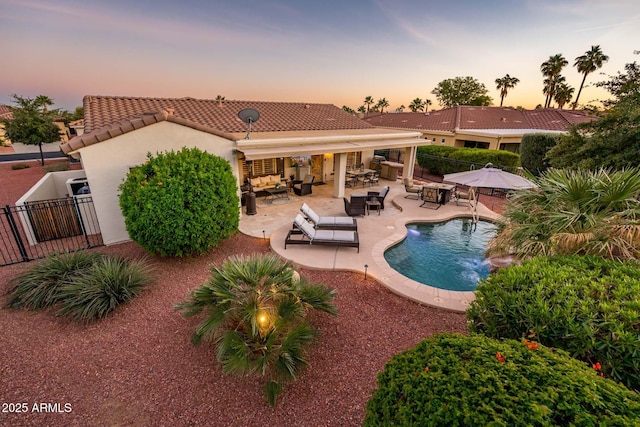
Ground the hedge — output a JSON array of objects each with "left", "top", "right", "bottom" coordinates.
[{"left": 416, "top": 146, "right": 520, "bottom": 175}]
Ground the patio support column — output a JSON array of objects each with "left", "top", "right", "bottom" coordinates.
[
  {"left": 333, "top": 152, "right": 347, "bottom": 198},
  {"left": 404, "top": 146, "right": 417, "bottom": 180}
]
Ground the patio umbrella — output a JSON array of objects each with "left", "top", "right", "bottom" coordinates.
[{"left": 443, "top": 164, "right": 537, "bottom": 190}]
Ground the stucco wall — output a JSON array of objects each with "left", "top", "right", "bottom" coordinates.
[{"left": 78, "top": 121, "right": 237, "bottom": 245}]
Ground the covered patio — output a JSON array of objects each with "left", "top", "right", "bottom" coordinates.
[{"left": 239, "top": 177, "right": 501, "bottom": 312}]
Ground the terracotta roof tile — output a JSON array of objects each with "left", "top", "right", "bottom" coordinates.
[
  {"left": 0, "top": 105, "right": 12, "bottom": 119},
  {"left": 364, "top": 106, "right": 596, "bottom": 132}
]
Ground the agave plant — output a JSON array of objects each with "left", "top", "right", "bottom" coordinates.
[
  {"left": 488, "top": 168, "right": 640, "bottom": 260},
  {"left": 175, "top": 254, "right": 337, "bottom": 406}
]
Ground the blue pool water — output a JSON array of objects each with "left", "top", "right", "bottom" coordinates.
[{"left": 384, "top": 219, "right": 497, "bottom": 292}]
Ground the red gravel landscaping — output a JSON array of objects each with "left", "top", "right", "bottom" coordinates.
[{"left": 0, "top": 161, "right": 468, "bottom": 426}]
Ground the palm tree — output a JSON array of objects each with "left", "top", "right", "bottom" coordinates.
[
  {"left": 395, "top": 105, "right": 406, "bottom": 113},
  {"left": 363, "top": 96, "right": 374, "bottom": 113},
  {"left": 494, "top": 74, "right": 520, "bottom": 107},
  {"left": 424, "top": 98, "right": 432, "bottom": 112},
  {"left": 487, "top": 168, "right": 640, "bottom": 261},
  {"left": 572, "top": 45, "right": 609, "bottom": 109},
  {"left": 554, "top": 82, "right": 575, "bottom": 109},
  {"left": 175, "top": 254, "right": 337, "bottom": 406},
  {"left": 409, "top": 98, "right": 424, "bottom": 112},
  {"left": 541, "top": 54, "right": 568, "bottom": 108},
  {"left": 377, "top": 98, "right": 390, "bottom": 113},
  {"left": 357, "top": 105, "right": 366, "bottom": 113}
]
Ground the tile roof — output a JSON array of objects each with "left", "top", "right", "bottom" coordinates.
[
  {"left": 0, "top": 105, "right": 12, "bottom": 119},
  {"left": 61, "top": 95, "right": 374, "bottom": 154},
  {"left": 363, "top": 106, "right": 595, "bottom": 133}
]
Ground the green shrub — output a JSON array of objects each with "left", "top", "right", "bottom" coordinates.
[
  {"left": 416, "top": 146, "right": 520, "bottom": 175},
  {"left": 11, "top": 163, "right": 30, "bottom": 170},
  {"left": 5, "top": 252, "right": 152, "bottom": 322},
  {"left": 364, "top": 333, "right": 640, "bottom": 426},
  {"left": 468, "top": 256, "right": 640, "bottom": 390},
  {"left": 519, "top": 133, "right": 559, "bottom": 176},
  {"left": 119, "top": 147, "right": 239, "bottom": 257},
  {"left": 176, "top": 254, "right": 337, "bottom": 406},
  {"left": 43, "top": 161, "right": 70, "bottom": 172},
  {"left": 5, "top": 252, "right": 104, "bottom": 309},
  {"left": 56, "top": 256, "right": 153, "bottom": 322}
]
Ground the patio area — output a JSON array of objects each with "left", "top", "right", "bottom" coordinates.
[{"left": 239, "top": 177, "right": 501, "bottom": 312}]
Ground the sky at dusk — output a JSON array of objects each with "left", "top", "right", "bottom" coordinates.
[{"left": 1, "top": 0, "right": 639, "bottom": 112}]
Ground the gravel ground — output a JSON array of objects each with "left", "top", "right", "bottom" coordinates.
[{"left": 0, "top": 161, "right": 468, "bottom": 426}]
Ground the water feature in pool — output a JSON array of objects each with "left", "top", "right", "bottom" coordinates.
[{"left": 384, "top": 218, "right": 497, "bottom": 292}]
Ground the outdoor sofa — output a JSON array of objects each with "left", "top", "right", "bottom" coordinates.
[
  {"left": 285, "top": 214, "right": 359, "bottom": 252},
  {"left": 249, "top": 174, "right": 284, "bottom": 193},
  {"left": 300, "top": 203, "right": 358, "bottom": 230}
]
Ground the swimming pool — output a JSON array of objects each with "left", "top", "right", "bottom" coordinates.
[{"left": 383, "top": 219, "right": 497, "bottom": 292}]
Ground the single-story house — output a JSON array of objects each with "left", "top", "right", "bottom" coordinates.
[
  {"left": 60, "top": 95, "right": 422, "bottom": 245},
  {"left": 363, "top": 106, "right": 596, "bottom": 153}
]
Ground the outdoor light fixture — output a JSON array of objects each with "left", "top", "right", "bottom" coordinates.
[
  {"left": 364, "top": 264, "right": 368, "bottom": 280},
  {"left": 262, "top": 230, "right": 266, "bottom": 240}
]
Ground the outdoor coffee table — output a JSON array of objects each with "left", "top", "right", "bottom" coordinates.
[{"left": 265, "top": 187, "right": 289, "bottom": 203}]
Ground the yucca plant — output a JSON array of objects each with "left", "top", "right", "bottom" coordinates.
[
  {"left": 56, "top": 256, "right": 153, "bottom": 322},
  {"left": 5, "top": 252, "right": 104, "bottom": 309},
  {"left": 488, "top": 167, "right": 640, "bottom": 260},
  {"left": 176, "top": 254, "right": 337, "bottom": 406}
]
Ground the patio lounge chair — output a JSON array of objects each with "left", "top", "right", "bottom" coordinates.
[
  {"left": 420, "top": 187, "right": 442, "bottom": 209},
  {"left": 367, "top": 186, "right": 389, "bottom": 210},
  {"left": 285, "top": 214, "right": 359, "bottom": 252},
  {"left": 293, "top": 175, "right": 315, "bottom": 196},
  {"left": 343, "top": 194, "right": 367, "bottom": 216},
  {"left": 404, "top": 178, "right": 421, "bottom": 199},
  {"left": 300, "top": 203, "right": 358, "bottom": 230}
]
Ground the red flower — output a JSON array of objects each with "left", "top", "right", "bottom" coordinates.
[
  {"left": 424, "top": 366, "right": 430, "bottom": 373},
  {"left": 496, "top": 352, "right": 506, "bottom": 363},
  {"left": 523, "top": 339, "right": 539, "bottom": 350},
  {"left": 593, "top": 362, "right": 602, "bottom": 371}
]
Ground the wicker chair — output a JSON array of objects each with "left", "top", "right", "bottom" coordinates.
[
  {"left": 292, "top": 175, "right": 315, "bottom": 196},
  {"left": 343, "top": 195, "right": 367, "bottom": 216},
  {"left": 367, "top": 186, "right": 389, "bottom": 210}
]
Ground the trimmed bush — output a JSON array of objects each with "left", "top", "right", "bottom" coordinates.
[
  {"left": 119, "top": 147, "right": 239, "bottom": 257},
  {"left": 519, "top": 133, "right": 559, "bottom": 176},
  {"left": 468, "top": 255, "right": 640, "bottom": 390},
  {"left": 364, "top": 333, "right": 640, "bottom": 426},
  {"left": 176, "top": 254, "right": 337, "bottom": 406},
  {"left": 416, "top": 146, "right": 519, "bottom": 175},
  {"left": 5, "top": 252, "right": 152, "bottom": 322},
  {"left": 11, "top": 163, "right": 30, "bottom": 170},
  {"left": 43, "top": 161, "right": 70, "bottom": 172}
]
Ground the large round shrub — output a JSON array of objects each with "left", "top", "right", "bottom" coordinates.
[
  {"left": 468, "top": 255, "right": 640, "bottom": 390},
  {"left": 119, "top": 147, "right": 239, "bottom": 256},
  {"left": 519, "top": 133, "right": 559, "bottom": 176},
  {"left": 364, "top": 333, "right": 640, "bottom": 426}
]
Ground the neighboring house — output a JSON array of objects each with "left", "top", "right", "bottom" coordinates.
[
  {"left": 0, "top": 105, "right": 12, "bottom": 146},
  {"left": 363, "top": 106, "right": 595, "bottom": 153},
  {"left": 60, "top": 95, "right": 421, "bottom": 245}
]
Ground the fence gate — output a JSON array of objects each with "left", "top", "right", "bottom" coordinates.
[{"left": 0, "top": 197, "right": 103, "bottom": 266}]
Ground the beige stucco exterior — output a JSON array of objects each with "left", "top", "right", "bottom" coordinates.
[{"left": 77, "top": 121, "right": 236, "bottom": 245}]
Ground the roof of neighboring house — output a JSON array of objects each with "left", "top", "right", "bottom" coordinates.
[
  {"left": 69, "top": 119, "right": 84, "bottom": 127},
  {"left": 363, "top": 106, "right": 595, "bottom": 133},
  {"left": 0, "top": 105, "right": 12, "bottom": 119},
  {"left": 61, "top": 95, "right": 375, "bottom": 154}
]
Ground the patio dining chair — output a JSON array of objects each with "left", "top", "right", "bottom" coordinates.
[
  {"left": 420, "top": 187, "right": 442, "bottom": 209},
  {"left": 403, "top": 178, "right": 421, "bottom": 199}
]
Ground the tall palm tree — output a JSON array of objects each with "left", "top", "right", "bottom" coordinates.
[
  {"left": 409, "top": 98, "right": 424, "bottom": 112},
  {"left": 487, "top": 168, "right": 640, "bottom": 261},
  {"left": 494, "top": 74, "right": 520, "bottom": 107},
  {"left": 363, "top": 96, "right": 374, "bottom": 113},
  {"left": 377, "top": 98, "right": 390, "bottom": 113},
  {"left": 176, "top": 254, "right": 337, "bottom": 406},
  {"left": 395, "top": 105, "right": 406, "bottom": 112},
  {"left": 572, "top": 45, "right": 609, "bottom": 109},
  {"left": 554, "top": 82, "right": 575, "bottom": 109},
  {"left": 424, "top": 98, "right": 432, "bottom": 112},
  {"left": 541, "top": 54, "right": 568, "bottom": 108},
  {"left": 357, "top": 105, "right": 366, "bottom": 113}
]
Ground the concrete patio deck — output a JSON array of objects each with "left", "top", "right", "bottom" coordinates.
[{"left": 239, "top": 178, "right": 501, "bottom": 312}]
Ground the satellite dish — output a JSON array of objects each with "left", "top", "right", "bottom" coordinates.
[{"left": 238, "top": 108, "right": 260, "bottom": 139}]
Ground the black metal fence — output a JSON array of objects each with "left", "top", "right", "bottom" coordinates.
[{"left": 0, "top": 197, "right": 103, "bottom": 266}]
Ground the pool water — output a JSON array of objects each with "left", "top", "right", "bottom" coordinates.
[{"left": 384, "top": 219, "right": 497, "bottom": 292}]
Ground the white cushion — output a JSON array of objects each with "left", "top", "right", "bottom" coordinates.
[
  {"left": 250, "top": 178, "right": 261, "bottom": 187},
  {"left": 379, "top": 186, "right": 389, "bottom": 198},
  {"left": 300, "top": 204, "right": 320, "bottom": 224},
  {"left": 294, "top": 214, "right": 315, "bottom": 239}
]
